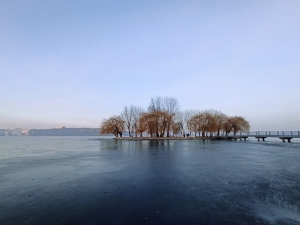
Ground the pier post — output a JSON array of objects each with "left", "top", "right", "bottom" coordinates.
[{"left": 280, "top": 137, "right": 292, "bottom": 143}]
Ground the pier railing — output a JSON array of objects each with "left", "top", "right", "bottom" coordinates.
[
  {"left": 226, "top": 131, "right": 300, "bottom": 137},
  {"left": 224, "top": 131, "right": 300, "bottom": 142}
]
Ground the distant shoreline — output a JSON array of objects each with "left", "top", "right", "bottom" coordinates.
[{"left": 113, "top": 137, "right": 228, "bottom": 140}]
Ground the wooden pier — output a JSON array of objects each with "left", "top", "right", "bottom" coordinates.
[{"left": 226, "top": 131, "right": 300, "bottom": 142}]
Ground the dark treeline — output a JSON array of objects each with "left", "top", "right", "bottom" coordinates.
[
  {"left": 100, "top": 96, "right": 250, "bottom": 137},
  {"left": 29, "top": 128, "right": 100, "bottom": 136}
]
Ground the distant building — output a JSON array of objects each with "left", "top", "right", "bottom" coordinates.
[
  {"left": 0, "top": 128, "right": 22, "bottom": 136},
  {"left": 53, "top": 126, "right": 66, "bottom": 129},
  {"left": 0, "top": 129, "right": 5, "bottom": 136},
  {"left": 21, "top": 129, "right": 29, "bottom": 135}
]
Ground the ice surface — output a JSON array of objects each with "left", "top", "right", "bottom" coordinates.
[{"left": 0, "top": 137, "right": 299, "bottom": 224}]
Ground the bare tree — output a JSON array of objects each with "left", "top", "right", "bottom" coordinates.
[
  {"left": 121, "top": 106, "right": 133, "bottom": 137},
  {"left": 147, "top": 96, "right": 180, "bottom": 137},
  {"left": 148, "top": 96, "right": 163, "bottom": 113},
  {"left": 148, "top": 97, "right": 164, "bottom": 137},
  {"left": 131, "top": 106, "right": 144, "bottom": 137},
  {"left": 164, "top": 97, "right": 180, "bottom": 137},
  {"left": 174, "top": 111, "right": 184, "bottom": 136},
  {"left": 100, "top": 116, "right": 125, "bottom": 137},
  {"left": 183, "top": 110, "right": 197, "bottom": 136},
  {"left": 101, "top": 97, "right": 250, "bottom": 138}
]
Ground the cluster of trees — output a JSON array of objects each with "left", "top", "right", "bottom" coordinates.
[
  {"left": 100, "top": 97, "right": 250, "bottom": 137},
  {"left": 183, "top": 109, "right": 250, "bottom": 137}
]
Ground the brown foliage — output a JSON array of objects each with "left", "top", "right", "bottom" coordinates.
[
  {"left": 229, "top": 116, "right": 250, "bottom": 135},
  {"left": 100, "top": 96, "right": 250, "bottom": 137},
  {"left": 148, "top": 96, "right": 180, "bottom": 137},
  {"left": 188, "top": 110, "right": 249, "bottom": 136},
  {"left": 189, "top": 110, "right": 213, "bottom": 137},
  {"left": 131, "top": 106, "right": 144, "bottom": 137},
  {"left": 138, "top": 111, "right": 170, "bottom": 137},
  {"left": 137, "top": 109, "right": 182, "bottom": 137},
  {"left": 223, "top": 116, "right": 250, "bottom": 135},
  {"left": 100, "top": 116, "right": 125, "bottom": 137}
]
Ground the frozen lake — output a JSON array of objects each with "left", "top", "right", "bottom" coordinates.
[{"left": 0, "top": 136, "right": 300, "bottom": 225}]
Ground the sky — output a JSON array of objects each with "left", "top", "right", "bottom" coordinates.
[{"left": 0, "top": 0, "right": 299, "bottom": 131}]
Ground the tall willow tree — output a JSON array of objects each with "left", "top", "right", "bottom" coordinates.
[
  {"left": 148, "top": 96, "right": 180, "bottom": 137},
  {"left": 223, "top": 116, "right": 250, "bottom": 135},
  {"left": 230, "top": 116, "right": 250, "bottom": 135},
  {"left": 100, "top": 116, "right": 125, "bottom": 137}
]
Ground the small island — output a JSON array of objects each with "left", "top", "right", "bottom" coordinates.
[{"left": 100, "top": 96, "right": 250, "bottom": 139}]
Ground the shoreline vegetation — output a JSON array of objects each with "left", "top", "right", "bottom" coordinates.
[
  {"left": 101, "top": 96, "right": 250, "bottom": 138},
  {"left": 113, "top": 136, "right": 230, "bottom": 140}
]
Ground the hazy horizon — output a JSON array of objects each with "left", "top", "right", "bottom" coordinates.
[{"left": 1, "top": 1, "right": 300, "bottom": 131}]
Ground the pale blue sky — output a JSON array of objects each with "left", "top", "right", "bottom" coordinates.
[{"left": 1, "top": 0, "right": 299, "bottom": 130}]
